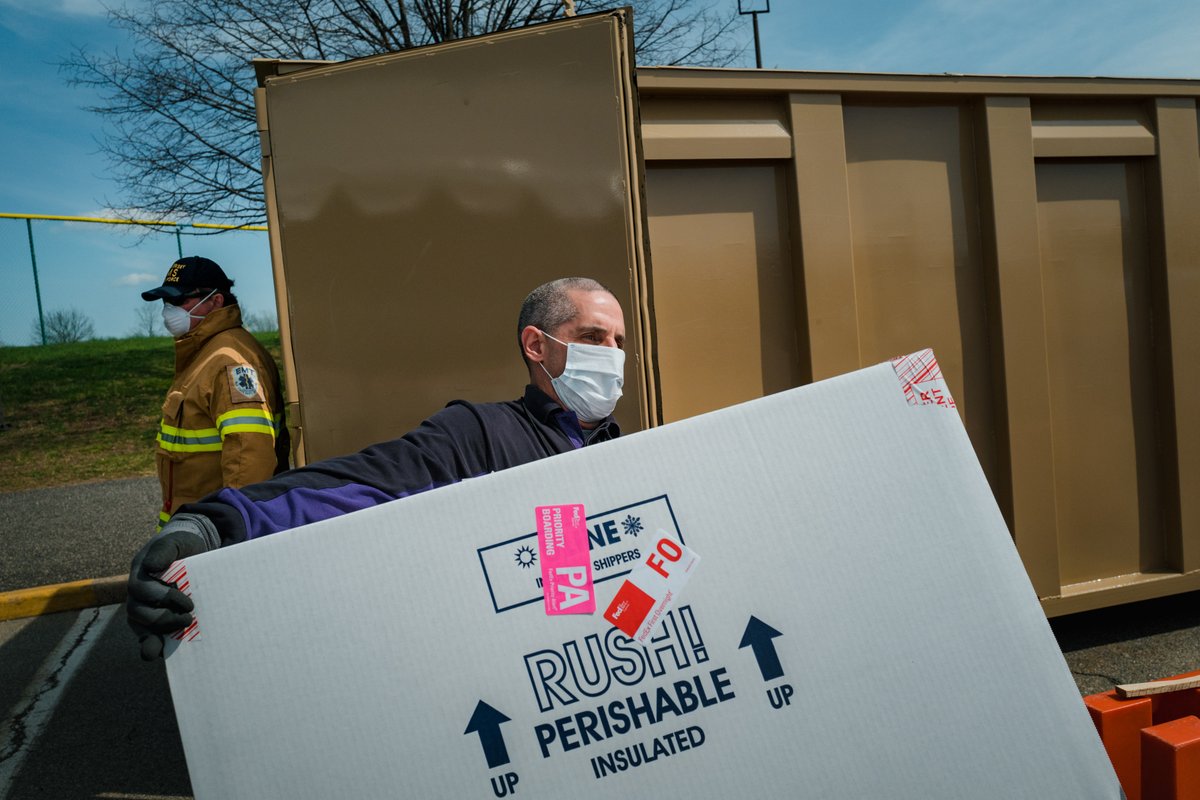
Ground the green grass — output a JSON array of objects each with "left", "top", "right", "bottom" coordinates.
[{"left": 0, "top": 332, "right": 283, "bottom": 493}]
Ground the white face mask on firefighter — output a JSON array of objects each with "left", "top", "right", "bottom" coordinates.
[
  {"left": 538, "top": 329, "right": 625, "bottom": 422},
  {"left": 162, "top": 288, "right": 217, "bottom": 338}
]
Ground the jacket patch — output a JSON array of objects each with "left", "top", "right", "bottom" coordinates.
[{"left": 228, "top": 364, "right": 265, "bottom": 403}]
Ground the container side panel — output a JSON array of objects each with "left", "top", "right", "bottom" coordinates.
[
  {"left": 1029, "top": 101, "right": 1157, "bottom": 159},
  {"left": 788, "top": 94, "right": 860, "bottom": 380},
  {"left": 1155, "top": 99, "right": 1200, "bottom": 574},
  {"left": 639, "top": 96, "right": 792, "bottom": 161},
  {"left": 842, "top": 103, "right": 998, "bottom": 487},
  {"left": 644, "top": 163, "right": 800, "bottom": 422},
  {"left": 976, "top": 96, "right": 1061, "bottom": 598},
  {"left": 1035, "top": 160, "right": 1164, "bottom": 585},
  {"left": 264, "top": 16, "right": 643, "bottom": 459}
]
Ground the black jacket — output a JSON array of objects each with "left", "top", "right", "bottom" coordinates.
[{"left": 183, "top": 385, "right": 619, "bottom": 545}]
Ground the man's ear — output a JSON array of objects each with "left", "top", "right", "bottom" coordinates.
[
  {"left": 212, "top": 293, "right": 227, "bottom": 309},
  {"left": 520, "top": 325, "right": 545, "bottom": 364}
]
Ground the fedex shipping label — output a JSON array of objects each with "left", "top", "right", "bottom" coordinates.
[
  {"left": 537, "top": 504, "right": 595, "bottom": 614},
  {"left": 477, "top": 495, "right": 684, "bottom": 614},
  {"left": 604, "top": 533, "right": 700, "bottom": 643}
]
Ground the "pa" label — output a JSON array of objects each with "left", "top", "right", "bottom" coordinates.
[
  {"left": 554, "top": 566, "right": 592, "bottom": 609},
  {"left": 537, "top": 504, "right": 595, "bottom": 615}
]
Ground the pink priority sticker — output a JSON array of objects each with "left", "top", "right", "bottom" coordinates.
[{"left": 536, "top": 504, "right": 595, "bottom": 615}]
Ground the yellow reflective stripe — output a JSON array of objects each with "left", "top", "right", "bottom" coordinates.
[
  {"left": 216, "top": 407, "right": 278, "bottom": 440},
  {"left": 220, "top": 423, "right": 277, "bottom": 437},
  {"left": 215, "top": 408, "right": 273, "bottom": 426},
  {"left": 157, "top": 409, "right": 282, "bottom": 450},
  {"left": 159, "top": 421, "right": 219, "bottom": 438},
  {"left": 156, "top": 510, "right": 171, "bottom": 532},
  {"left": 156, "top": 416, "right": 223, "bottom": 452},
  {"left": 157, "top": 434, "right": 223, "bottom": 453}
]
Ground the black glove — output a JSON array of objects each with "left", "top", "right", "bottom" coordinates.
[{"left": 127, "top": 513, "right": 221, "bottom": 660}]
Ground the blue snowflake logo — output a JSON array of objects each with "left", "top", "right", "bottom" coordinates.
[
  {"left": 514, "top": 545, "right": 537, "bottom": 569},
  {"left": 621, "top": 515, "right": 643, "bottom": 537}
]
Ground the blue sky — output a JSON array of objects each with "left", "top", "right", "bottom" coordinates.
[
  {"left": 760, "top": 0, "right": 1199, "bottom": 77},
  {"left": 0, "top": 0, "right": 274, "bottom": 344},
  {"left": 1, "top": 0, "right": 1197, "bottom": 343}
]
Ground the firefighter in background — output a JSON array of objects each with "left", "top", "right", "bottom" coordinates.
[{"left": 141, "top": 256, "right": 289, "bottom": 530}]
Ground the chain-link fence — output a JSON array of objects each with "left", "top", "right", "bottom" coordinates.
[{"left": 0, "top": 214, "right": 276, "bottom": 346}]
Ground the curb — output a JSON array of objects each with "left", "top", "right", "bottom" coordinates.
[{"left": 0, "top": 575, "right": 127, "bottom": 622}]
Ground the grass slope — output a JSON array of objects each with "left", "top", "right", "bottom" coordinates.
[{"left": 0, "top": 333, "right": 282, "bottom": 493}]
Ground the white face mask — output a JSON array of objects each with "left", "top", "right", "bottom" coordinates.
[
  {"left": 161, "top": 288, "right": 217, "bottom": 338},
  {"left": 539, "top": 330, "right": 625, "bottom": 422}
]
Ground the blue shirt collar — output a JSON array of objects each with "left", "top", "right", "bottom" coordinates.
[{"left": 522, "top": 384, "right": 619, "bottom": 448}]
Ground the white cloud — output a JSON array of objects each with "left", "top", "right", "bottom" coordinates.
[
  {"left": 57, "top": 0, "right": 107, "bottom": 15},
  {"left": 767, "top": 0, "right": 1200, "bottom": 78},
  {"left": 0, "top": 0, "right": 107, "bottom": 17},
  {"left": 1091, "top": 11, "right": 1200, "bottom": 78},
  {"left": 116, "top": 272, "right": 160, "bottom": 286}
]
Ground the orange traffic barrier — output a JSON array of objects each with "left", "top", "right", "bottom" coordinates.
[
  {"left": 1085, "top": 690, "right": 1153, "bottom": 800},
  {"left": 1141, "top": 716, "right": 1200, "bottom": 800},
  {"left": 1086, "top": 670, "right": 1200, "bottom": 799},
  {"left": 1149, "top": 670, "right": 1200, "bottom": 725}
]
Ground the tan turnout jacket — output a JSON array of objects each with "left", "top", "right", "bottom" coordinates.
[{"left": 155, "top": 305, "right": 289, "bottom": 528}]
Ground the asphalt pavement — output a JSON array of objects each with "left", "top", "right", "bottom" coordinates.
[
  {"left": 0, "top": 476, "right": 1198, "bottom": 798},
  {"left": 0, "top": 476, "right": 188, "bottom": 799},
  {"left": 0, "top": 476, "right": 159, "bottom": 592},
  {"left": 0, "top": 606, "right": 191, "bottom": 799},
  {"left": 1051, "top": 588, "right": 1200, "bottom": 695}
]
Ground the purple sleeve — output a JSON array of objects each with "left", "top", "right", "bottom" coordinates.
[{"left": 181, "top": 402, "right": 494, "bottom": 545}]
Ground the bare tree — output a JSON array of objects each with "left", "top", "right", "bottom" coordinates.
[
  {"left": 242, "top": 309, "right": 280, "bottom": 333},
  {"left": 32, "top": 309, "right": 97, "bottom": 345},
  {"left": 65, "top": 1, "right": 746, "bottom": 227},
  {"left": 130, "top": 303, "right": 164, "bottom": 337}
]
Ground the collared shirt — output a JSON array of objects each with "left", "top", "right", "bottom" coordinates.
[
  {"left": 184, "top": 384, "right": 619, "bottom": 546},
  {"left": 555, "top": 409, "right": 585, "bottom": 450}
]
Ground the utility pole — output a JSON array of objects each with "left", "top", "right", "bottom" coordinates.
[{"left": 738, "top": 0, "right": 771, "bottom": 69}]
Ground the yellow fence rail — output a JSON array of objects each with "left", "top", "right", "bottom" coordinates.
[{"left": 1, "top": 213, "right": 268, "bottom": 346}]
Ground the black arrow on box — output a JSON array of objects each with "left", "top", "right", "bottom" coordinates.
[
  {"left": 739, "top": 615, "right": 785, "bottom": 681},
  {"left": 464, "top": 700, "right": 512, "bottom": 769}
]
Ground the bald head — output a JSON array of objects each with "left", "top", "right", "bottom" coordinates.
[{"left": 517, "top": 277, "right": 615, "bottom": 365}]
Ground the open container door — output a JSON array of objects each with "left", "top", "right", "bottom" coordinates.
[{"left": 256, "top": 9, "right": 655, "bottom": 463}]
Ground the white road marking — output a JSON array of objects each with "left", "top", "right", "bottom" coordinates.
[{"left": 0, "top": 605, "right": 117, "bottom": 798}]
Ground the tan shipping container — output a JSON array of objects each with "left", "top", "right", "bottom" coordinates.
[{"left": 255, "top": 11, "right": 1200, "bottom": 616}]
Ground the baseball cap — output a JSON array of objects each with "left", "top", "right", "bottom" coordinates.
[{"left": 141, "top": 256, "right": 233, "bottom": 302}]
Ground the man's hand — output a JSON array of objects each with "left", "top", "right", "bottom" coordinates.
[{"left": 127, "top": 514, "right": 220, "bottom": 660}]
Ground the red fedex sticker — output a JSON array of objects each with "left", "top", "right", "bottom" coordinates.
[
  {"left": 603, "top": 532, "right": 700, "bottom": 642},
  {"left": 604, "top": 581, "right": 656, "bottom": 638},
  {"left": 537, "top": 504, "right": 595, "bottom": 615}
]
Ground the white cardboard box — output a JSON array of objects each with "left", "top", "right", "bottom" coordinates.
[{"left": 164, "top": 354, "right": 1121, "bottom": 798}]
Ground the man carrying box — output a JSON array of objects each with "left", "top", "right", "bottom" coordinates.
[{"left": 127, "top": 277, "right": 627, "bottom": 659}]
